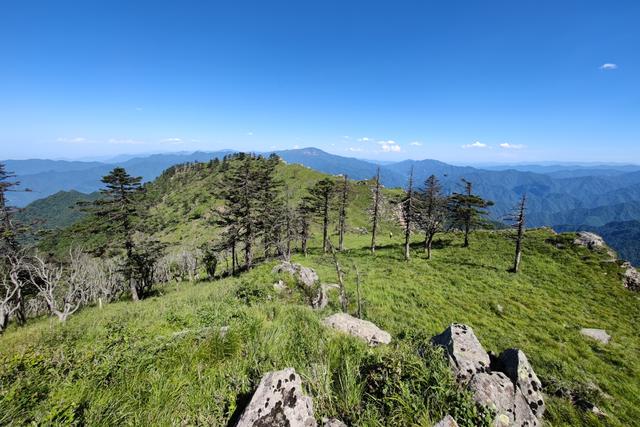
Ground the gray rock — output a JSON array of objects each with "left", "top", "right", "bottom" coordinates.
[
  {"left": 273, "top": 262, "right": 319, "bottom": 288},
  {"left": 432, "top": 324, "right": 490, "bottom": 382},
  {"left": 499, "top": 349, "right": 545, "bottom": 420},
  {"left": 315, "top": 284, "right": 341, "bottom": 310},
  {"left": 321, "top": 418, "right": 348, "bottom": 427},
  {"left": 468, "top": 372, "right": 538, "bottom": 427},
  {"left": 236, "top": 368, "right": 316, "bottom": 427},
  {"left": 323, "top": 313, "right": 391, "bottom": 346},
  {"left": 273, "top": 280, "right": 287, "bottom": 292},
  {"left": 580, "top": 328, "right": 611, "bottom": 344},
  {"left": 434, "top": 414, "right": 459, "bottom": 427},
  {"left": 573, "top": 232, "right": 616, "bottom": 259},
  {"left": 622, "top": 262, "right": 640, "bottom": 291}
]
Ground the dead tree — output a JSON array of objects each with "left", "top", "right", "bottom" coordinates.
[
  {"left": 327, "top": 240, "right": 348, "bottom": 312},
  {"left": 0, "top": 253, "right": 26, "bottom": 333},
  {"left": 29, "top": 253, "right": 85, "bottom": 322},
  {"left": 419, "top": 175, "right": 446, "bottom": 259},
  {"left": 370, "top": 167, "right": 382, "bottom": 253},
  {"left": 354, "top": 263, "right": 363, "bottom": 319},
  {"left": 508, "top": 194, "right": 527, "bottom": 273}
]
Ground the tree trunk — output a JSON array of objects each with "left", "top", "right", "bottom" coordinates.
[
  {"left": 371, "top": 168, "right": 380, "bottom": 254},
  {"left": 463, "top": 221, "right": 470, "bottom": 248},
  {"left": 322, "top": 195, "right": 329, "bottom": 253},
  {"left": 338, "top": 175, "right": 348, "bottom": 251},
  {"left": 426, "top": 234, "right": 434, "bottom": 259}
]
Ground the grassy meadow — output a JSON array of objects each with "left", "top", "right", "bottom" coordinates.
[{"left": 2, "top": 228, "right": 639, "bottom": 426}]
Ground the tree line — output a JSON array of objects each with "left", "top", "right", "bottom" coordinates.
[{"left": 0, "top": 154, "right": 528, "bottom": 332}]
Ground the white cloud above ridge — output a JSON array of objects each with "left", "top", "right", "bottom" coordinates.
[
  {"left": 462, "top": 141, "right": 487, "bottom": 149},
  {"left": 57, "top": 137, "right": 88, "bottom": 144},
  {"left": 410, "top": 141, "right": 422, "bottom": 146},
  {"left": 499, "top": 143, "right": 525, "bottom": 149}
]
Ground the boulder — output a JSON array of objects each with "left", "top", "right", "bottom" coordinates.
[
  {"left": 236, "top": 368, "right": 316, "bottom": 427},
  {"left": 432, "top": 324, "right": 490, "bottom": 382},
  {"left": 580, "top": 328, "right": 611, "bottom": 344},
  {"left": 434, "top": 414, "right": 459, "bottom": 427},
  {"left": 273, "top": 262, "right": 323, "bottom": 308},
  {"left": 499, "top": 349, "right": 545, "bottom": 420},
  {"left": 273, "top": 262, "right": 319, "bottom": 288},
  {"left": 622, "top": 262, "right": 640, "bottom": 291},
  {"left": 323, "top": 313, "right": 391, "bottom": 346},
  {"left": 468, "top": 372, "right": 538, "bottom": 427}
]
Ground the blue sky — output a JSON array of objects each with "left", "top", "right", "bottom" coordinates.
[{"left": 0, "top": 0, "right": 638, "bottom": 163}]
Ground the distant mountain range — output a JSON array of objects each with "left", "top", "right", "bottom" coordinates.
[{"left": 5, "top": 147, "right": 640, "bottom": 263}]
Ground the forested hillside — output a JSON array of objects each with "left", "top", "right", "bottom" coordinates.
[{"left": 1, "top": 155, "right": 639, "bottom": 426}]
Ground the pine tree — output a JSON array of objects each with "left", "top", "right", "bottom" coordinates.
[
  {"left": 86, "top": 167, "right": 146, "bottom": 300},
  {"left": 402, "top": 167, "right": 416, "bottom": 261},
  {"left": 306, "top": 178, "right": 336, "bottom": 253},
  {"left": 297, "top": 199, "right": 312, "bottom": 257},
  {"left": 447, "top": 179, "right": 494, "bottom": 248},
  {"left": 337, "top": 174, "right": 350, "bottom": 251},
  {"left": 370, "top": 167, "right": 382, "bottom": 253},
  {"left": 418, "top": 175, "right": 446, "bottom": 259},
  {"left": 0, "top": 163, "right": 20, "bottom": 253}
]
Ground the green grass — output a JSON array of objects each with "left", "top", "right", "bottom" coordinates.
[{"left": 2, "top": 229, "right": 639, "bottom": 426}]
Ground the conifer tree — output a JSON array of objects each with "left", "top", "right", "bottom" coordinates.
[
  {"left": 337, "top": 175, "right": 350, "bottom": 251},
  {"left": 0, "top": 163, "right": 20, "bottom": 253},
  {"left": 402, "top": 167, "right": 416, "bottom": 261},
  {"left": 296, "top": 199, "right": 312, "bottom": 257},
  {"left": 418, "top": 175, "right": 446, "bottom": 259},
  {"left": 447, "top": 179, "right": 494, "bottom": 248},
  {"left": 306, "top": 178, "right": 336, "bottom": 253},
  {"left": 87, "top": 167, "right": 146, "bottom": 300}
]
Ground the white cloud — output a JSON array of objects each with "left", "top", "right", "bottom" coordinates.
[
  {"left": 462, "top": 141, "right": 488, "bottom": 149},
  {"left": 346, "top": 147, "right": 364, "bottom": 152},
  {"left": 499, "top": 143, "right": 525, "bottom": 149},
  {"left": 57, "top": 137, "right": 88, "bottom": 144},
  {"left": 600, "top": 63, "right": 618, "bottom": 70},
  {"left": 293, "top": 144, "right": 300, "bottom": 149},
  {"left": 410, "top": 141, "right": 422, "bottom": 146},
  {"left": 161, "top": 137, "right": 184, "bottom": 145},
  {"left": 358, "top": 137, "right": 371, "bottom": 142},
  {"left": 108, "top": 138, "right": 145, "bottom": 145},
  {"left": 378, "top": 140, "right": 401, "bottom": 152},
  {"left": 247, "top": 131, "right": 254, "bottom": 136}
]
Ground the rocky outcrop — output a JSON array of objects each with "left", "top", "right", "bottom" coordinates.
[
  {"left": 273, "top": 262, "right": 319, "bottom": 288},
  {"left": 431, "top": 324, "right": 490, "bottom": 382},
  {"left": 580, "top": 328, "right": 611, "bottom": 344},
  {"left": 498, "top": 349, "right": 546, "bottom": 419},
  {"left": 273, "top": 262, "right": 324, "bottom": 308},
  {"left": 622, "top": 262, "right": 640, "bottom": 291},
  {"left": 573, "top": 232, "right": 616, "bottom": 259},
  {"left": 434, "top": 414, "right": 459, "bottom": 427},
  {"left": 323, "top": 313, "right": 391, "bottom": 346},
  {"left": 432, "top": 324, "right": 544, "bottom": 426},
  {"left": 236, "top": 368, "right": 316, "bottom": 427}
]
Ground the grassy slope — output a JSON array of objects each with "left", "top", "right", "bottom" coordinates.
[{"left": 2, "top": 229, "right": 639, "bottom": 426}]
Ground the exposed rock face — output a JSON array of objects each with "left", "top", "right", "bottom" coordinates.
[
  {"left": 573, "top": 232, "right": 607, "bottom": 251},
  {"left": 431, "top": 323, "right": 490, "bottom": 382},
  {"left": 323, "top": 313, "right": 391, "bottom": 346},
  {"left": 499, "top": 349, "right": 546, "bottom": 419},
  {"left": 434, "top": 414, "right": 459, "bottom": 427},
  {"left": 622, "top": 262, "right": 640, "bottom": 291},
  {"left": 580, "top": 328, "right": 611, "bottom": 344},
  {"left": 573, "top": 232, "right": 616, "bottom": 259},
  {"left": 432, "top": 324, "right": 544, "bottom": 426},
  {"left": 236, "top": 368, "right": 316, "bottom": 427}
]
